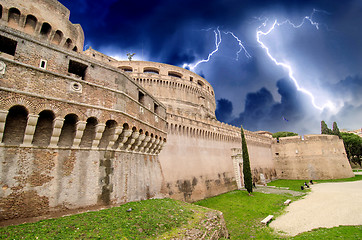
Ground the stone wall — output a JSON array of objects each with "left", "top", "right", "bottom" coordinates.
[
  {"left": 0, "top": 147, "right": 164, "bottom": 221},
  {"left": 272, "top": 134, "right": 354, "bottom": 179}
]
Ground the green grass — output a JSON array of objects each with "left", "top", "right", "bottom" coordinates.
[
  {"left": 195, "top": 190, "right": 297, "bottom": 239},
  {"left": 292, "top": 225, "right": 362, "bottom": 239},
  {"left": 267, "top": 175, "right": 362, "bottom": 191},
  {"left": 0, "top": 199, "right": 200, "bottom": 239}
]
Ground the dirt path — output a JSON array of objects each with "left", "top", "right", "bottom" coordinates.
[{"left": 269, "top": 180, "right": 362, "bottom": 236}]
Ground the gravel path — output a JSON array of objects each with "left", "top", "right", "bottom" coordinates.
[{"left": 270, "top": 180, "right": 362, "bottom": 236}]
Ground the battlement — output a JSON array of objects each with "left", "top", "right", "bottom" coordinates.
[{"left": 275, "top": 134, "right": 339, "bottom": 144}]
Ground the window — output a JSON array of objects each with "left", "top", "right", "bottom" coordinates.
[
  {"left": 8, "top": 8, "right": 20, "bottom": 26},
  {"left": 24, "top": 15, "right": 37, "bottom": 33},
  {"left": 168, "top": 71, "right": 182, "bottom": 78},
  {"left": 64, "top": 38, "right": 72, "bottom": 49},
  {"left": 40, "top": 22, "right": 51, "bottom": 37},
  {"left": 68, "top": 60, "right": 87, "bottom": 79},
  {"left": 39, "top": 59, "right": 47, "bottom": 69},
  {"left": 0, "top": 35, "right": 17, "bottom": 56},
  {"left": 197, "top": 80, "right": 204, "bottom": 87},
  {"left": 138, "top": 91, "right": 145, "bottom": 104},
  {"left": 52, "top": 30, "right": 63, "bottom": 45},
  {"left": 120, "top": 66, "right": 132, "bottom": 72},
  {"left": 144, "top": 68, "right": 159, "bottom": 74},
  {"left": 190, "top": 76, "right": 193, "bottom": 82},
  {"left": 154, "top": 103, "right": 159, "bottom": 114}
]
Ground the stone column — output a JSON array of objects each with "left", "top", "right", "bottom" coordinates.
[
  {"left": 138, "top": 135, "right": 151, "bottom": 153},
  {"left": 49, "top": 117, "right": 65, "bottom": 147},
  {"left": 0, "top": 110, "right": 9, "bottom": 144},
  {"left": 125, "top": 131, "right": 140, "bottom": 152},
  {"left": 132, "top": 133, "right": 146, "bottom": 152},
  {"left": 117, "top": 129, "right": 133, "bottom": 149},
  {"left": 21, "top": 114, "right": 39, "bottom": 147},
  {"left": 72, "top": 121, "right": 87, "bottom": 148},
  {"left": 92, "top": 123, "right": 106, "bottom": 149},
  {"left": 106, "top": 126, "right": 123, "bottom": 149}
]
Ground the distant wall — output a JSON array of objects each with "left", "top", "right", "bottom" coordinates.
[
  {"left": 272, "top": 134, "right": 354, "bottom": 180},
  {"left": 159, "top": 114, "right": 275, "bottom": 202}
]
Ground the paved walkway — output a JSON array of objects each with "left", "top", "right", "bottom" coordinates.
[
  {"left": 270, "top": 180, "right": 362, "bottom": 236},
  {"left": 253, "top": 186, "right": 305, "bottom": 197}
]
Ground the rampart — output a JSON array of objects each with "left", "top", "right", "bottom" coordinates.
[{"left": 272, "top": 135, "right": 354, "bottom": 180}]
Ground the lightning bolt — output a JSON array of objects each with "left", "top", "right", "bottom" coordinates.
[
  {"left": 224, "top": 31, "right": 251, "bottom": 60},
  {"left": 256, "top": 9, "right": 336, "bottom": 111},
  {"left": 183, "top": 28, "right": 251, "bottom": 71},
  {"left": 183, "top": 27, "right": 222, "bottom": 71}
]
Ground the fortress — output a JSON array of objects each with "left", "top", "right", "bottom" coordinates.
[{"left": 0, "top": 0, "right": 354, "bottom": 222}]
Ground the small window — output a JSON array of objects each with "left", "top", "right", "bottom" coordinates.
[
  {"left": 197, "top": 80, "right": 204, "bottom": 87},
  {"left": 275, "top": 152, "right": 279, "bottom": 155},
  {"left": 39, "top": 59, "right": 47, "bottom": 69},
  {"left": 190, "top": 77, "right": 193, "bottom": 82},
  {"left": 144, "top": 68, "right": 159, "bottom": 74},
  {"left": 120, "top": 66, "right": 132, "bottom": 72},
  {"left": 138, "top": 91, "right": 145, "bottom": 104},
  {"left": 72, "top": 46, "right": 78, "bottom": 52},
  {"left": 68, "top": 60, "right": 87, "bottom": 79},
  {"left": 0, "top": 35, "right": 17, "bottom": 56},
  {"left": 154, "top": 103, "right": 159, "bottom": 114},
  {"left": 168, "top": 71, "right": 182, "bottom": 78}
]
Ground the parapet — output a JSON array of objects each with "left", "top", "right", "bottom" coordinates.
[{"left": 0, "top": 0, "right": 84, "bottom": 52}]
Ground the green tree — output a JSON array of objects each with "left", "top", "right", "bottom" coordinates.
[
  {"left": 341, "top": 132, "right": 362, "bottom": 166},
  {"left": 272, "top": 131, "right": 298, "bottom": 140},
  {"left": 321, "top": 120, "right": 332, "bottom": 135},
  {"left": 241, "top": 125, "right": 252, "bottom": 194},
  {"left": 332, "top": 122, "right": 342, "bottom": 139}
]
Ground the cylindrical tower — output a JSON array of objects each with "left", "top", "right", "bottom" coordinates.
[{"left": 112, "top": 61, "right": 217, "bottom": 120}]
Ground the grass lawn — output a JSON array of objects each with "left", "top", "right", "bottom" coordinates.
[
  {"left": 195, "top": 190, "right": 296, "bottom": 239},
  {"left": 267, "top": 175, "right": 362, "bottom": 191},
  {"left": 0, "top": 199, "right": 205, "bottom": 239}
]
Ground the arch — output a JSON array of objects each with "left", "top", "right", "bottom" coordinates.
[
  {"left": 79, "top": 117, "right": 98, "bottom": 148},
  {"left": 8, "top": 8, "right": 21, "bottom": 27},
  {"left": 40, "top": 22, "right": 52, "bottom": 38},
  {"left": 52, "top": 30, "right": 63, "bottom": 45},
  {"left": 98, "top": 120, "right": 117, "bottom": 148},
  {"left": 119, "top": 66, "right": 133, "bottom": 72},
  {"left": 24, "top": 15, "right": 37, "bottom": 34},
  {"left": 58, "top": 114, "right": 78, "bottom": 147},
  {"left": 2, "top": 105, "right": 28, "bottom": 145},
  {"left": 64, "top": 38, "right": 73, "bottom": 49},
  {"left": 143, "top": 67, "right": 159, "bottom": 74},
  {"left": 72, "top": 46, "right": 78, "bottom": 52},
  {"left": 32, "top": 110, "right": 55, "bottom": 146},
  {"left": 168, "top": 71, "right": 182, "bottom": 78}
]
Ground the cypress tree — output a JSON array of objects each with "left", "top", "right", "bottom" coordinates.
[
  {"left": 241, "top": 125, "right": 252, "bottom": 194},
  {"left": 332, "top": 122, "right": 342, "bottom": 139},
  {"left": 321, "top": 121, "right": 332, "bottom": 135}
]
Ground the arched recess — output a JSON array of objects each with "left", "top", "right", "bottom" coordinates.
[
  {"left": 24, "top": 15, "right": 37, "bottom": 34},
  {"left": 98, "top": 120, "right": 117, "bottom": 148},
  {"left": 40, "top": 22, "right": 51, "bottom": 38},
  {"left": 113, "top": 123, "right": 129, "bottom": 149},
  {"left": 58, "top": 114, "right": 78, "bottom": 147},
  {"left": 64, "top": 38, "right": 72, "bottom": 49},
  {"left": 72, "top": 46, "right": 78, "bottom": 52},
  {"left": 79, "top": 117, "right": 98, "bottom": 148},
  {"left": 32, "top": 110, "right": 55, "bottom": 146},
  {"left": 52, "top": 30, "right": 63, "bottom": 45},
  {"left": 8, "top": 8, "right": 21, "bottom": 27},
  {"left": 2, "top": 105, "right": 28, "bottom": 145}
]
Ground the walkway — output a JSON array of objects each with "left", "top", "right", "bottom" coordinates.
[{"left": 269, "top": 180, "right": 362, "bottom": 236}]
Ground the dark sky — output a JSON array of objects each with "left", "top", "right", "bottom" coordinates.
[{"left": 59, "top": 0, "right": 362, "bottom": 135}]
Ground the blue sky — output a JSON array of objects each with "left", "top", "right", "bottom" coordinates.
[{"left": 59, "top": 0, "right": 362, "bottom": 134}]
